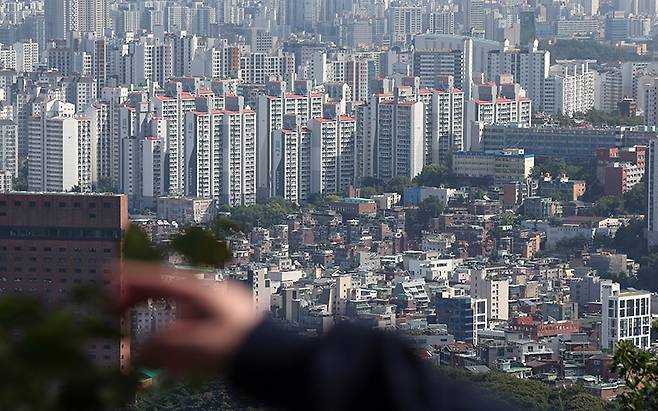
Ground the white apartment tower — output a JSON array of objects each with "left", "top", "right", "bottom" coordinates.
[
  {"left": 184, "top": 101, "right": 256, "bottom": 206},
  {"left": 487, "top": 41, "right": 550, "bottom": 110},
  {"left": 543, "top": 62, "right": 595, "bottom": 116},
  {"left": 153, "top": 89, "right": 196, "bottom": 196},
  {"left": 417, "top": 87, "right": 465, "bottom": 164},
  {"left": 256, "top": 83, "right": 322, "bottom": 200},
  {"left": 0, "top": 120, "right": 17, "bottom": 179},
  {"left": 28, "top": 100, "right": 96, "bottom": 192}
]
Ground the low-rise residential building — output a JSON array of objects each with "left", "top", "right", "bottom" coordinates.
[
  {"left": 523, "top": 196, "right": 563, "bottom": 219},
  {"left": 452, "top": 149, "right": 534, "bottom": 184},
  {"left": 403, "top": 186, "right": 458, "bottom": 206},
  {"left": 537, "top": 175, "right": 586, "bottom": 201},
  {"left": 156, "top": 196, "right": 216, "bottom": 224},
  {"left": 330, "top": 197, "right": 377, "bottom": 217}
]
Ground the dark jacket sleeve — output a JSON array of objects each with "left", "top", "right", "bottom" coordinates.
[{"left": 226, "top": 320, "right": 511, "bottom": 411}]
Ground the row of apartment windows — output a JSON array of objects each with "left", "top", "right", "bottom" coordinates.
[
  {"left": 0, "top": 267, "right": 109, "bottom": 275},
  {"left": 0, "top": 200, "right": 113, "bottom": 208},
  {"left": 0, "top": 246, "right": 112, "bottom": 253}
]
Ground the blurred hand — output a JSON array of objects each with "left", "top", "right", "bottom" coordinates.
[{"left": 115, "top": 263, "right": 262, "bottom": 376}]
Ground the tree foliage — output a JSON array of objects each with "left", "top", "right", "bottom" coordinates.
[
  {"left": 94, "top": 176, "right": 117, "bottom": 193},
  {"left": 227, "top": 197, "right": 298, "bottom": 229},
  {"left": 555, "top": 235, "right": 589, "bottom": 252},
  {"left": 594, "top": 196, "right": 625, "bottom": 217},
  {"left": 540, "top": 39, "right": 650, "bottom": 64},
  {"left": 531, "top": 157, "right": 602, "bottom": 201},
  {"left": 439, "top": 367, "right": 608, "bottom": 411},
  {"left": 612, "top": 332, "right": 658, "bottom": 410},
  {"left": 123, "top": 225, "right": 163, "bottom": 262},
  {"left": 0, "top": 289, "right": 139, "bottom": 410},
  {"left": 125, "top": 380, "right": 259, "bottom": 411},
  {"left": 171, "top": 227, "right": 231, "bottom": 268},
  {"left": 580, "top": 110, "right": 644, "bottom": 128},
  {"left": 413, "top": 164, "right": 451, "bottom": 187},
  {"left": 622, "top": 177, "right": 646, "bottom": 215}
]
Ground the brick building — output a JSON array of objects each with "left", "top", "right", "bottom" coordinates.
[
  {"left": 596, "top": 145, "right": 646, "bottom": 196},
  {"left": 0, "top": 193, "right": 130, "bottom": 370}
]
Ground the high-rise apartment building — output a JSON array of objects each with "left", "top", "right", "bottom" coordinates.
[
  {"left": 469, "top": 74, "right": 532, "bottom": 149},
  {"left": 118, "top": 94, "right": 168, "bottom": 209},
  {"left": 367, "top": 96, "right": 425, "bottom": 181},
  {"left": 184, "top": 99, "right": 256, "bottom": 206},
  {"left": 463, "top": 0, "right": 485, "bottom": 33},
  {"left": 256, "top": 82, "right": 322, "bottom": 200},
  {"left": 644, "top": 80, "right": 658, "bottom": 127},
  {"left": 413, "top": 49, "right": 464, "bottom": 90},
  {"left": 308, "top": 115, "right": 356, "bottom": 196},
  {"left": 153, "top": 88, "right": 197, "bottom": 196},
  {"left": 28, "top": 100, "right": 97, "bottom": 192},
  {"left": 0, "top": 192, "right": 130, "bottom": 369},
  {"left": 45, "top": 0, "right": 109, "bottom": 39},
  {"left": 0, "top": 119, "right": 17, "bottom": 179},
  {"left": 543, "top": 62, "right": 595, "bottom": 116},
  {"left": 487, "top": 40, "right": 550, "bottom": 110},
  {"left": 388, "top": 5, "right": 422, "bottom": 44},
  {"left": 647, "top": 138, "right": 658, "bottom": 248},
  {"left": 594, "top": 68, "right": 623, "bottom": 113}
]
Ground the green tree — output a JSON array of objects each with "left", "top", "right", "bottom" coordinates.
[
  {"left": 360, "top": 186, "right": 382, "bottom": 198},
  {"left": 594, "top": 195, "right": 624, "bottom": 216},
  {"left": 555, "top": 235, "right": 589, "bottom": 252},
  {"left": 12, "top": 158, "right": 28, "bottom": 191},
  {"left": 0, "top": 292, "right": 140, "bottom": 411},
  {"left": 612, "top": 335, "right": 658, "bottom": 410},
  {"left": 540, "top": 39, "right": 650, "bottom": 64},
  {"left": 413, "top": 164, "right": 450, "bottom": 187},
  {"left": 613, "top": 219, "right": 646, "bottom": 260},
  {"left": 499, "top": 212, "right": 518, "bottom": 226},
  {"left": 229, "top": 197, "right": 298, "bottom": 228},
  {"left": 583, "top": 110, "right": 644, "bottom": 127},
  {"left": 384, "top": 175, "right": 413, "bottom": 194},
  {"left": 622, "top": 177, "right": 646, "bottom": 214},
  {"left": 418, "top": 196, "right": 445, "bottom": 219},
  {"left": 94, "top": 176, "right": 116, "bottom": 193}
]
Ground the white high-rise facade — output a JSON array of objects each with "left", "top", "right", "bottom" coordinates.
[
  {"left": 28, "top": 100, "right": 96, "bottom": 192},
  {"left": 153, "top": 90, "right": 196, "bottom": 196},
  {"left": 601, "top": 281, "right": 651, "bottom": 351},
  {"left": 543, "top": 62, "right": 595, "bottom": 116},
  {"left": 0, "top": 120, "right": 17, "bottom": 179},
  {"left": 308, "top": 116, "right": 356, "bottom": 196},
  {"left": 256, "top": 83, "right": 322, "bottom": 200},
  {"left": 184, "top": 103, "right": 256, "bottom": 206},
  {"left": 487, "top": 41, "right": 550, "bottom": 110},
  {"left": 45, "top": 0, "right": 109, "bottom": 39}
]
